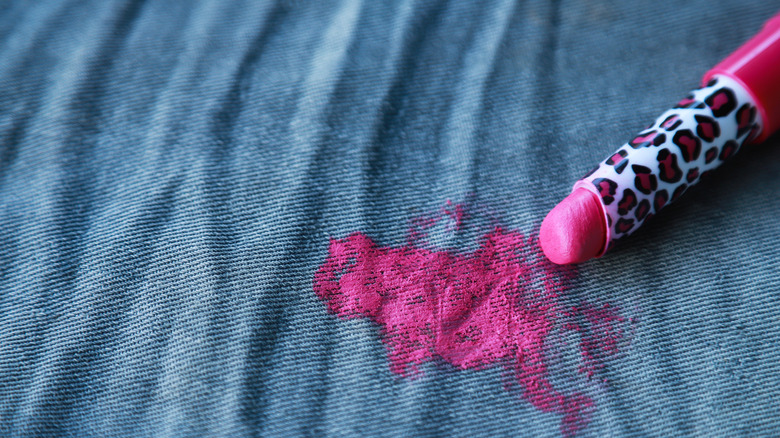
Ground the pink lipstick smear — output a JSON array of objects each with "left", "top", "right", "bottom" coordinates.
[{"left": 314, "top": 202, "right": 630, "bottom": 436}]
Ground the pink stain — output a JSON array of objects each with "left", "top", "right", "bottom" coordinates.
[
  {"left": 314, "top": 203, "right": 628, "bottom": 436},
  {"left": 572, "top": 303, "right": 626, "bottom": 380},
  {"left": 443, "top": 199, "right": 466, "bottom": 230}
]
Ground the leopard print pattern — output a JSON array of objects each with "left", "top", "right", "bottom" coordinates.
[{"left": 576, "top": 75, "right": 762, "bottom": 253}]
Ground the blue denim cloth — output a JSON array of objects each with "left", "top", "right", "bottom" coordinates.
[{"left": 2, "top": 1, "right": 780, "bottom": 436}]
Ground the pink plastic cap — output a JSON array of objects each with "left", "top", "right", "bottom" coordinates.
[{"left": 703, "top": 12, "right": 780, "bottom": 143}]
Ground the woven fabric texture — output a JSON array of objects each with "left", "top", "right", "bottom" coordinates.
[{"left": 1, "top": 1, "right": 780, "bottom": 436}]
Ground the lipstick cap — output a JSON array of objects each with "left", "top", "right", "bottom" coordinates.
[{"left": 704, "top": 12, "right": 780, "bottom": 143}]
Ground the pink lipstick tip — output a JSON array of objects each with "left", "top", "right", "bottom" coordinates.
[{"left": 540, "top": 188, "right": 607, "bottom": 265}]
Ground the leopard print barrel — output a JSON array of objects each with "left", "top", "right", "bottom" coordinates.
[{"left": 575, "top": 75, "right": 763, "bottom": 254}]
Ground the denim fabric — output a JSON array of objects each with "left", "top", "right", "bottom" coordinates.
[{"left": 1, "top": 1, "right": 780, "bottom": 436}]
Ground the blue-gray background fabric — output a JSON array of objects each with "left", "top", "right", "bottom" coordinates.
[{"left": 2, "top": 1, "right": 780, "bottom": 436}]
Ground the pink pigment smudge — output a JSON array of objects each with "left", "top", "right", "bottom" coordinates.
[
  {"left": 314, "top": 203, "right": 628, "bottom": 436},
  {"left": 565, "top": 303, "right": 626, "bottom": 380}
]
